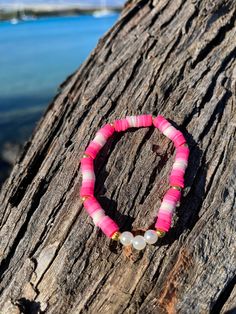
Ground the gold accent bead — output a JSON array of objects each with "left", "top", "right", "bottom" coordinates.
[
  {"left": 110, "top": 122, "right": 114, "bottom": 127},
  {"left": 111, "top": 231, "right": 121, "bottom": 241},
  {"left": 156, "top": 229, "right": 166, "bottom": 238},
  {"left": 171, "top": 185, "right": 182, "bottom": 191},
  {"left": 83, "top": 153, "right": 90, "bottom": 158},
  {"left": 81, "top": 196, "right": 89, "bottom": 202}
]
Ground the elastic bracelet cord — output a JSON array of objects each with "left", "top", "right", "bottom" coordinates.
[{"left": 80, "top": 114, "right": 189, "bottom": 250}]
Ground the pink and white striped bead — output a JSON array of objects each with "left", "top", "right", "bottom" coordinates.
[
  {"left": 80, "top": 114, "right": 189, "bottom": 245},
  {"left": 85, "top": 124, "right": 115, "bottom": 159},
  {"left": 153, "top": 115, "right": 186, "bottom": 148},
  {"left": 80, "top": 156, "right": 95, "bottom": 197},
  {"left": 153, "top": 115, "right": 189, "bottom": 232},
  {"left": 155, "top": 188, "right": 181, "bottom": 232},
  {"left": 114, "top": 114, "right": 153, "bottom": 132},
  {"left": 83, "top": 196, "right": 119, "bottom": 237},
  {"left": 126, "top": 115, "right": 153, "bottom": 128}
]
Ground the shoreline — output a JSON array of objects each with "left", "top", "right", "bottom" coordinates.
[{"left": 0, "top": 4, "right": 122, "bottom": 21}]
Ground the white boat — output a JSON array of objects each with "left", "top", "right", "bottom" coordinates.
[
  {"left": 9, "top": 4, "right": 37, "bottom": 25},
  {"left": 93, "top": 9, "right": 115, "bottom": 18},
  {"left": 21, "top": 14, "right": 37, "bottom": 21},
  {"left": 10, "top": 18, "right": 19, "bottom": 24},
  {"left": 93, "top": 0, "right": 115, "bottom": 18}
]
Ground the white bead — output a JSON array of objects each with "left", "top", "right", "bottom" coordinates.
[
  {"left": 163, "top": 125, "right": 176, "bottom": 138},
  {"left": 173, "top": 160, "right": 187, "bottom": 170},
  {"left": 82, "top": 171, "right": 95, "bottom": 180},
  {"left": 120, "top": 231, "right": 134, "bottom": 246},
  {"left": 94, "top": 133, "right": 106, "bottom": 146},
  {"left": 91, "top": 209, "right": 105, "bottom": 226},
  {"left": 144, "top": 230, "right": 158, "bottom": 244},
  {"left": 175, "top": 157, "right": 188, "bottom": 166},
  {"left": 126, "top": 116, "right": 137, "bottom": 127},
  {"left": 132, "top": 235, "right": 146, "bottom": 250},
  {"left": 159, "top": 203, "right": 175, "bottom": 213}
]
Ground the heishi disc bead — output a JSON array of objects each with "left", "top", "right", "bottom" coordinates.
[
  {"left": 144, "top": 230, "right": 158, "bottom": 244},
  {"left": 120, "top": 231, "right": 134, "bottom": 246},
  {"left": 132, "top": 235, "right": 146, "bottom": 250}
]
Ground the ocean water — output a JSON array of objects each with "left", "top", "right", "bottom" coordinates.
[{"left": 0, "top": 14, "right": 119, "bottom": 148}]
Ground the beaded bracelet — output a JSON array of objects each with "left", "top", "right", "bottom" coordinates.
[{"left": 80, "top": 114, "right": 189, "bottom": 250}]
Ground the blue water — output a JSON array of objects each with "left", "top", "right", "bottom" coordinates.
[{"left": 0, "top": 14, "right": 118, "bottom": 147}]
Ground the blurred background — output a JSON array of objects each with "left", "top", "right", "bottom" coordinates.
[{"left": 0, "top": 0, "right": 124, "bottom": 185}]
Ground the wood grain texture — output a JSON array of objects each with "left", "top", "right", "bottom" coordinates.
[{"left": 0, "top": 0, "right": 236, "bottom": 313}]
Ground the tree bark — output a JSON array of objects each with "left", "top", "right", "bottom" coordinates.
[{"left": 0, "top": 0, "right": 236, "bottom": 313}]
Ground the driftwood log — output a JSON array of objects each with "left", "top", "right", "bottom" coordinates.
[{"left": 0, "top": 0, "right": 236, "bottom": 313}]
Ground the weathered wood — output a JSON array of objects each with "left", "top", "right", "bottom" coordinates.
[{"left": 0, "top": 0, "right": 236, "bottom": 313}]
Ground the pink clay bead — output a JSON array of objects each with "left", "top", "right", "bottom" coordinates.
[
  {"left": 98, "top": 216, "right": 119, "bottom": 238},
  {"left": 154, "top": 115, "right": 187, "bottom": 149},
  {"left": 156, "top": 212, "right": 172, "bottom": 232},
  {"left": 124, "top": 114, "right": 153, "bottom": 129},
  {"left": 80, "top": 157, "right": 95, "bottom": 196},
  {"left": 176, "top": 146, "right": 190, "bottom": 160},
  {"left": 175, "top": 153, "right": 189, "bottom": 161},
  {"left": 114, "top": 119, "right": 129, "bottom": 132},
  {"left": 170, "top": 168, "right": 185, "bottom": 178},
  {"left": 126, "top": 114, "right": 153, "bottom": 128},
  {"left": 85, "top": 141, "right": 102, "bottom": 159},
  {"left": 171, "top": 169, "right": 185, "bottom": 177},
  {"left": 153, "top": 115, "right": 170, "bottom": 131},
  {"left": 159, "top": 121, "right": 171, "bottom": 133},
  {"left": 155, "top": 218, "right": 171, "bottom": 232},
  {"left": 158, "top": 211, "right": 172, "bottom": 220},
  {"left": 172, "top": 131, "right": 186, "bottom": 147},
  {"left": 83, "top": 197, "right": 102, "bottom": 215},
  {"left": 137, "top": 114, "right": 153, "bottom": 127},
  {"left": 84, "top": 124, "right": 115, "bottom": 159},
  {"left": 80, "top": 181, "right": 94, "bottom": 197},
  {"left": 99, "top": 124, "right": 115, "bottom": 138},
  {"left": 163, "top": 188, "right": 181, "bottom": 202},
  {"left": 169, "top": 175, "right": 184, "bottom": 188},
  {"left": 80, "top": 156, "right": 94, "bottom": 171}
]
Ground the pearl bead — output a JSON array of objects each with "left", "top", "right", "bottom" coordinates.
[
  {"left": 132, "top": 235, "right": 146, "bottom": 250},
  {"left": 120, "top": 231, "right": 133, "bottom": 246},
  {"left": 144, "top": 230, "right": 158, "bottom": 244}
]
